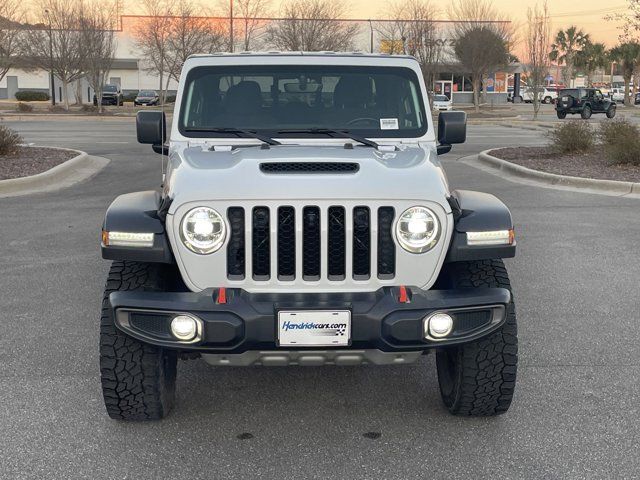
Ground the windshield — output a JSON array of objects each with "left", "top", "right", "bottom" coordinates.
[
  {"left": 138, "top": 90, "right": 156, "bottom": 96},
  {"left": 103, "top": 85, "right": 117, "bottom": 92},
  {"left": 179, "top": 65, "right": 427, "bottom": 139},
  {"left": 433, "top": 95, "right": 448, "bottom": 102}
]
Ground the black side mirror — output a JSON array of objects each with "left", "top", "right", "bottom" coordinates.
[
  {"left": 136, "top": 111, "right": 166, "bottom": 154},
  {"left": 437, "top": 111, "right": 467, "bottom": 155}
]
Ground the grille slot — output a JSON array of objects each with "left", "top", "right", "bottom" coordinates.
[
  {"left": 377, "top": 207, "right": 396, "bottom": 279},
  {"left": 260, "top": 162, "right": 359, "bottom": 174},
  {"left": 129, "top": 313, "right": 172, "bottom": 338},
  {"left": 277, "top": 207, "right": 296, "bottom": 280},
  {"left": 252, "top": 207, "right": 270, "bottom": 280},
  {"left": 227, "top": 207, "right": 245, "bottom": 279},
  {"left": 303, "top": 206, "right": 321, "bottom": 280},
  {"left": 327, "top": 207, "right": 346, "bottom": 280},
  {"left": 352, "top": 207, "right": 371, "bottom": 280}
]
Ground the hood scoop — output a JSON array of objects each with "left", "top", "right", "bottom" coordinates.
[{"left": 259, "top": 162, "right": 360, "bottom": 174}]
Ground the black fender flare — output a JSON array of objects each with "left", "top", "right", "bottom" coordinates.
[
  {"left": 101, "top": 191, "right": 174, "bottom": 263},
  {"left": 445, "top": 190, "right": 516, "bottom": 263}
]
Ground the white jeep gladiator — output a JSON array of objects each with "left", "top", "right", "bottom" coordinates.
[{"left": 100, "top": 53, "right": 518, "bottom": 420}]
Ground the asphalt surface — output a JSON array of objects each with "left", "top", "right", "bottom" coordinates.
[{"left": 1, "top": 117, "right": 639, "bottom": 479}]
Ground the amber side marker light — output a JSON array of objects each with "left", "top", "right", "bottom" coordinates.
[
  {"left": 466, "top": 229, "right": 515, "bottom": 246},
  {"left": 101, "top": 230, "right": 154, "bottom": 248}
]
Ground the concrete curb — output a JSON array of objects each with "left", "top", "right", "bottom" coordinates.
[
  {"left": 467, "top": 150, "right": 640, "bottom": 198},
  {"left": 0, "top": 147, "right": 110, "bottom": 198}
]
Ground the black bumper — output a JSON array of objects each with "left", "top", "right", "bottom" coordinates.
[{"left": 110, "top": 287, "right": 510, "bottom": 353}]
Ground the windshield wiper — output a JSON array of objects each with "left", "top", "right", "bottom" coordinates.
[
  {"left": 277, "top": 128, "right": 379, "bottom": 149},
  {"left": 184, "top": 127, "right": 281, "bottom": 146}
]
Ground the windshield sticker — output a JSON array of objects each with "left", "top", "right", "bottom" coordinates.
[{"left": 380, "top": 118, "right": 399, "bottom": 130}]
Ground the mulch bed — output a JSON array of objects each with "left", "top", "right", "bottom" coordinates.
[
  {"left": 490, "top": 146, "right": 640, "bottom": 183},
  {"left": 0, "top": 146, "right": 77, "bottom": 180}
]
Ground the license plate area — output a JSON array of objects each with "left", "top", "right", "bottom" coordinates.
[{"left": 277, "top": 310, "right": 351, "bottom": 347}]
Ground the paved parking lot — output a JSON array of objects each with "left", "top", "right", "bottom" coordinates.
[{"left": 0, "top": 117, "right": 638, "bottom": 479}]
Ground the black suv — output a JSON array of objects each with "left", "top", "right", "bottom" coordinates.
[
  {"left": 94, "top": 84, "right": 124, "bottom": 106},
  {"left": 555, "top": 88, "right": 616, "bottom": 119}
]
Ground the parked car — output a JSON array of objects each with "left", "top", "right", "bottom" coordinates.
[
  {"left": 520, "top": 87, "right": 557, "bottom": 104},
  {"left": 94, "top": 84, "right": 123, "bottom": 106},
  {"left": 134, "top": 90, "right": 160, "bottom": 106},
  {"left": 432, "top": 94, "right": 452, "bottom": 111},
  {"left": 100, "top": 52, "right": 519, "bottom": 421},
  {"left": 609, "top": 88, "right": 625, "bottom": 103},
  {"left": 635, "top": 92, "right": 640, "bottom": 105},
  {"left": 555, "top": 88, "right": 616, "bottom": 119}
]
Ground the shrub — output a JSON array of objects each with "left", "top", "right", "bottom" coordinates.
[
  {"left": 548, "top": 121, "right": 595, "bottom": 154},
  {"left": 598, "top": 119, "right": 640, "bottom": 165},
  {"left": 81, "top": 104, "right": 98, "bottom": 113},
  {"left": 0, "top": 125, "right": 23, "bottom": 155},
  {"left": 165, "top": 95, "right": 176, "bottom": 103},
  {"left": 15, "top": 90, "right": 50, "bottom": 102},
  {"left": 17, "top": 102, "right": 33, "bottom": 112},
  {"left": 48, "top": 105, "right": 66, "bottom": 113}
]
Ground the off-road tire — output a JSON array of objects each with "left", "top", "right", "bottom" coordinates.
[
  {"left": 543, "top": 96, "right": 552, "bottom": 104},
  {"left": 435, "top": 259, "right": 518, "bottom": 416},
  {"left": 581, "top": 106, "right": 592, "bottom": 119},
  {"left": 606, "top": 106, "right": 616, "bottom": 119},
  {"left": 100, "top": 261, "right": 177, "bottom": 421},
  {"left": 556, "top": 110, "right": 567, "bottom": 119}
]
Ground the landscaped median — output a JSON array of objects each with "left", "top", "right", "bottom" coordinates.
[
  {"left": 0, "top": 125, "right": 109, "bottom": 197},
  {"left": 469, "top": 120, "right": 640, "bottom": 197}
]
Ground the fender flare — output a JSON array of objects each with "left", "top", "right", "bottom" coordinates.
[{"left": 101, "top": 191, "right": 174, "bottom": 264}]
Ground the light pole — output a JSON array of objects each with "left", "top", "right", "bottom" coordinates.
[
  {"left": 44, "top": 9, "right": 55, "bottom": 106},
  {"left": 368, "top": 20, "right": 373, "bottom": 53},
  {"left": 229, "top": 0, "right": 234, "bottom": 53}
]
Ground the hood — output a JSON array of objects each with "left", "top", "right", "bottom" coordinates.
[{"left": 165, "top": 144, "right": 450, "bottom": 211}]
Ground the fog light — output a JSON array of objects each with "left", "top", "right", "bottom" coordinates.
[
  {"left": 426, "top": 312, "right": 454, "bottom": 338},
  {"left": 170, "top": 314, "right": 198, "bottom": 341}
]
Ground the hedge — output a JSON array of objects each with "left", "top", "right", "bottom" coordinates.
[{"left": 15, "top": 91, "right": 51, "bottom": 102}]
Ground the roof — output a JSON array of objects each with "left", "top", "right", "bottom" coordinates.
[{"left": 187, "top": 51, "right": 418, "bottom": 61}]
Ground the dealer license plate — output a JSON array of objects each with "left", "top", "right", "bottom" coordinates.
[{"left": 277, "top": 310, "right": 351, "bottom": 347}]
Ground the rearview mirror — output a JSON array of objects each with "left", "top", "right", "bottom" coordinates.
[
  {"left": 136, "top": 111, "right": 166, "bottom": 152},
  {"left": 437, "top": 111, "right": 466, "bottom": 155}
]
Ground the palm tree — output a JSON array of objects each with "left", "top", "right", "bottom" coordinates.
[
  {"left": 549, "top": 26, "right": 590, "bottom": 87},
  {"left": 610, "top": 42, "right": 640, "bottom": 105},
  {"left": 575, "top": 41, "right": 609, "bottom": 87}
]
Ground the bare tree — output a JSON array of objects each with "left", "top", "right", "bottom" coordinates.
[
  {"left": 377, "top": 0, "right": 445, "bottom": 93},
  {"left": 78, "top": 0, "right": 119, "bottom": 113},
  {"left": 0, "top": 0, "right": 25, "bottom": 84},
  {"left": 133, "top": 0, "right": 176, "bottom": 104},
  {"left": 449, "top": 0, "right": 513, "bottom": 112},
  {"left": 24, "top": 0, "right": 85, "bottom": 110},
  {"left": 525, "top": 1, "right": 551, "bottom": 120},
  {"left": 165, "top": 0, "right": 227, "bottom": 85},
  {"left": 220, "top": 0, "right": 271, "bottom": 50},
  {"left": 265, "top": 0, "right": 360, "bottom": 51}
]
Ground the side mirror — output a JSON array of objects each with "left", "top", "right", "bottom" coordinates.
[
  {"left": 437, "top": 111, "right": 467, "bottom": 155},
  {"left": 136, "top": 111, "right": 166, "bottom": 154}
]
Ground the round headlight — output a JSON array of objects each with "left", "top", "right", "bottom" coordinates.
[
  {"left": 180, "top": 207, "right": 226, "bottom": 254},
  {"left": 396, "top": 206, "right": 440, "bottom": 253}
]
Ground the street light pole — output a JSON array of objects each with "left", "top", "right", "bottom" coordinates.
[
  {"left": 368, "top": 20, "right": 373, "bottom": 53},
  {"left": 229, "top": 0, "right": 234, "bottom": 53},
  {"left": 45, "top": 9, "right": 55, "bottom": 106}
]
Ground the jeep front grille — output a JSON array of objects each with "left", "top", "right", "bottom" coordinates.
[{"left": 225, "top": 205, "right": 396, "bottom": 282}]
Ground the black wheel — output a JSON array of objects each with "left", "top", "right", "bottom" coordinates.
[
  {"left": 543, "top": 96, "right": 552, "bottom": 104},
  {"left": 606, "top": 105, "right": 616, "bottom": 119},
  {"left": 100, "top": 261, "right": 177, "bottom": 421},
  {"left": 581, "top": 106, "right": 592, "bottom": 119},
  {"left": 556, "top": 110, "right": 567, "bottom": 119},
  {"left": 435, "top": 259, "right": 518, "bottom": 416}
]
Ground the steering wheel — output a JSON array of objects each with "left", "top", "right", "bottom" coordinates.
[{"left": 346, "top": 117, "right": 379, "bottom": 126}]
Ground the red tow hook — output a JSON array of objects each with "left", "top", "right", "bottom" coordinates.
[
  {"left": 398, "top": 285, "right": 410, "bottom": 304},
  {"left": 216, "top": 287, "right": 227, "bottom": 304}
]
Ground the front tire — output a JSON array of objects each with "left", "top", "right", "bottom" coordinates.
[
  {"left": 435, "top": 260, "right": 518, "bottom": 416},
  {"left": 606, "top": 106, "right": 616, "bottom": 118},
  {"left": 99, "top": 261, "right": 177, "bottom": 421},
  {"left": 556, "top": 110, "right": 567, "bottom": 119},
  {"left": 543, "top": 96, "right": 552, "bottom": 104},
  {"left": 581, "top": 106, "right": 592, "bottom": 119}
]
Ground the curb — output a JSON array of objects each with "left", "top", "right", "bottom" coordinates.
[
  {"left": 0, "top": 114, "right": 137, "bottom": 121},
  {"left": 0, "top": 147, "right": 110, "bottom": 198},
  {"left": 467, "top": 150, "right": 640, "bottom": 198}
]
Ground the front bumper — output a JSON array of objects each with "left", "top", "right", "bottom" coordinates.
[{"left": 110, "top": 287, "right": 510, "bottom": 354}]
